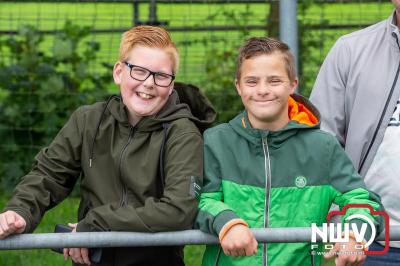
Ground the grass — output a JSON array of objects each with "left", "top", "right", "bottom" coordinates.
[
  {"left": 0, "top": 2, "right": 392, "bottom": 265},
  {"left": 0, "top": 196, "right": 79, "bottom": 265},
  {"left": 0, "top": 194, "right": 341, "bottom": 265},
  {"left": 0, "top": 195, "right": 205, "bottom": 265}
]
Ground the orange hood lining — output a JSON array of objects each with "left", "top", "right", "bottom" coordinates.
[
  {"left": 288, "top": 96, "right": 318, "bottom": 126},
  {"left": 240, "top": 96, "right": 318, "bottom": 129}
]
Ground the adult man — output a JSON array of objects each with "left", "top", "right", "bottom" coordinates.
[{"left": 310, "top": 1, "right": 400, "bottom": 264}]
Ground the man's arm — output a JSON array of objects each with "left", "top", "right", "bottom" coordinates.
[
  {"left": 328, "top": 136, "right": 384, "bottom": 265},
  {"left": 329, "top": 137, "right": 384, "bottom": 265},
  {"left": 310, "top": 38, "right": 351, "bottom": 147},
  {"left": 328, "top": 132, "right": 384, "bottom": 238}
]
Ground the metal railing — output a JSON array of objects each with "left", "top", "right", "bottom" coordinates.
[{"left": 1, "top": 226, "right": 399, "bottom": 250}]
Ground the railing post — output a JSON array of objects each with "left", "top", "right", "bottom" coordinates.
[
  {"left": 133, "top": 0, "right": 140, "bottom": 26},
  {"left": 279, "top": 0, "right": 299, "bottom": 92}
]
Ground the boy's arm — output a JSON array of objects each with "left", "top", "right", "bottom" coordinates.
[
  {"left": 196, "top": 183, "right": 257, "bottom": 255},
  {"left": 194, "top": 131, "right": 257, "bottom": 256},
  {"left": 3, "top": 108, "right": 83, "bottom": 233},
  {"left": 328, "top": 136, "right": 385, "bottom": 240},
  {"left": 196, "top": 189, "right": 257, "bottom": 256},
  {"left": 194, "top": 131, "right": 245, "bottom": 236},
  {"left": 327, "top": 136, "right": 383, "bottom": 265},
  {"left": 0, "top": 211, "right": 26, "bottom": 239}
]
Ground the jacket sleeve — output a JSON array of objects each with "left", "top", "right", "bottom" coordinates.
[
  {"left": 309, "top": 38, "right": 351, "bottom": 147},
  {"left": 3, "top": 108, "right": 83, "bottom": 233},
  {"left": 194, "top": 131, "right": 240, "bottom": 236},
  {"left": 76, "top": 129, "right": 204, "bottom": 233},
  {"left": 328, "top": 136, "right": 385, "bottom": 240}
]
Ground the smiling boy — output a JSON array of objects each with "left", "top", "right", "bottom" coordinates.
[
  {"left": 0, "top": 26, "right": 216, "bottom": 265},
  {"left": 195, "top": 37, "right": 384, "bottom": 266}
]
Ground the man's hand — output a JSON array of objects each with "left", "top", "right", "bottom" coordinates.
[
  {"left": 63, "top": 223, "right": 91, "bottom": 266},
  {"left": 220, "top": 224, "right": 258, "bottom": 257},
  {"left": 325, "top": 237, "right": 366, "bottom": 266},
  {"left": 0, "top": 211, "right": 26, "bottom": 239}
]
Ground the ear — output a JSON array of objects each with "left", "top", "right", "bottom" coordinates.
[
  {"left": 235, "top": 78, "right": 242, "bottom": 96},
  {"left": 113, "top": 62, "right": 123, "bottom": 85},
  {"left": 289, "top": 78, "right": 298, "bottom": 95},
  {"left": 168, "top": 82, "right": 174, "bottom": 95}
]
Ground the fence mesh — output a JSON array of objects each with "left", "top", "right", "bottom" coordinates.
[
  {"left": 0, "top": 0, "right": 394, "bottom": 190},
  {"left": 0, "top": 1, "right": 393, "bottom": 90}
]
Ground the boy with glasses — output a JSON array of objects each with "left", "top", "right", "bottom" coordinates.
[
  {"left": 195, "top": 37, "right": 384, "bottom": 266},
  {"left": 0, "top": 26, "right": 216, "bottom": 265}
]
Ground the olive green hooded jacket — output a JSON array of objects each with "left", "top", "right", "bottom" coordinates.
[{"left": 4, "top": 82, "right": 216, "bottom": 265}]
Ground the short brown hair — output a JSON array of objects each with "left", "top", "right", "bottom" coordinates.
[
  {"left": 236, "top": 37, "right": 296, "bottom": 81},
  {"left": 119, "top": 25, "right": 179, "bottom": 74}
]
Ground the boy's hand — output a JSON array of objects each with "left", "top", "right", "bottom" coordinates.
[
  {"left": 0, "top": 210, "right": 26, "bottom": 239},
  {"left": 324, "top": 237, "right": 366, "bottom": 266},
  {"left": 220, "top": 224, "right": 258, "bottom": 257},
  {"left": 63, "top": 223, "right": 91, "bottom": 265}
]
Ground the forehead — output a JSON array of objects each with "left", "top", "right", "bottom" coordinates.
[
  {"left": 241, "top": 52, "right": 288, "bottom": 78},
  {"left": 126, "top": 45, "right": 173, "bottom": 72}
]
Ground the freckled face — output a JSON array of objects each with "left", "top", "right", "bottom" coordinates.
[{"left": 113, "top": 46, "right": 174, "bottom": 119}]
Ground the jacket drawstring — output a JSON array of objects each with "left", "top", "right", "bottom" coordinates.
[
  {"left": 89, "top": 95, "right": 119, "bottom": 168},
  {"left": 158, "top": 122, "right": 170, "bottom": 197},
  {"left": 88, "top": 96, "right": 171, "bottom": 198},
  {"left": 310, "top": 248, "right": 316, "bottom": 266}
]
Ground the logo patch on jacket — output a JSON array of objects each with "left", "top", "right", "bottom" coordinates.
[
  {"left": 189, "top": 176, "right": 202, "bottom": 199},
  {"left": 295, "top": 176, "right": 307, "bottom": 188}
]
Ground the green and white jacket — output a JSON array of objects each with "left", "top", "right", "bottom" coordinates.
[{"left": 195, "top": 94, "right": 384, "bottom": 266}]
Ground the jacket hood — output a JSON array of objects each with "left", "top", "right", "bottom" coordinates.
[
  {"left": 229, "top": 94, "right": 320, "bottom": 146},
  {"left": 108, "top": 82, "right": 217, "bottom": 133}
]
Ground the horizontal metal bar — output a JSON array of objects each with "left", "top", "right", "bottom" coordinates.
[
  {"left": 0, "top": 23, "right": 373, "bottom": 36},
  {"left": 1, "top": 226, "right": 399, "bottom": 250},
  {"left": 0, "top": 0, "right": 387, "bottom": 3},
  {"left": 0, "top": 25, "right": 268, "bottom": 35},
  {"left": 0, "top": 0, "right": 273, "bottom": 3}
]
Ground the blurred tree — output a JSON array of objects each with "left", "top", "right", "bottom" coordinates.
[{"left": 0, "top": 21, "right": 113, "bottom": 191}]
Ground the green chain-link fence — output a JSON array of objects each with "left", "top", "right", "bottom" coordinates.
[{"left": 0, "top": 0, "right": 394, "bottom": 191}]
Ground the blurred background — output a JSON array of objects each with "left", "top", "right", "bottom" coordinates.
[{"left": 0, "top": 1, "right": 394, "bottom": 265}]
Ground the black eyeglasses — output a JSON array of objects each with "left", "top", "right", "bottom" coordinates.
[{"left": 123, "top": 61, "right": 175, "bottom": 87}]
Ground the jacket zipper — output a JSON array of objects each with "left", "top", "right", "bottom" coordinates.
[
  {"left": 213, "top": 246, "right": 222, "bottom": 266},
  {"left": 358, "top": 32, "right": 400, "bottom": 172},
  {"left": 118, "top": 126, "right": 135, "bottom": 207},
  {"left": 262, "top": 137, "right": 272, "bottom": 266}
]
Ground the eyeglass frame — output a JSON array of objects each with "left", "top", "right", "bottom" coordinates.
[{"left": 123, "top": 61, "right": 175, "bottom": 87}]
